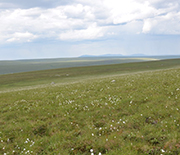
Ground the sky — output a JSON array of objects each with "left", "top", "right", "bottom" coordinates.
[{"left": 0, "top": 0, "right": 180, "bottom": 60}]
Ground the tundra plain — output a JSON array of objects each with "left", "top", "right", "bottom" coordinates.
[
  {"left": 1, "top": 55, "right": 180, "bottom": 75},
  {"left": 0, "top": 59, "right": 180, "bottom": 154}
]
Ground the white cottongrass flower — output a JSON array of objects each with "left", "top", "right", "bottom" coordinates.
[
  {"left": 90, "top": 149, "right": 94, "bottom": 155},
  {"left": 111, "top": 80, "right": 116, "bottom": 83},
  {"left": 161, "top": 149, "right": 165, "bottom": 153},
  {"left": 90, "top": 149, "right": 93, "bottom": 152}
]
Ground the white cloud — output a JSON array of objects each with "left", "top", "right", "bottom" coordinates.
[
  {"left": 143, "top": 12, "right": 180, "bottom": 34},
  {"left": 0, "top": 4, "right": 97, "bottom": 42},
  {"left": 7, "top": 32, "right": 38, "bottom": 42},
  {"left": 59, "top": 23, "right": 104, "bottom": 40},
  {"left": 102, "top": 0, "right": 155, "bottom": 24},
  {"left": 142, "top": 19, "right": 153, "bottom": 33},
  {"left": 0, "top": 0, "right": 180, "bottom": 44}
]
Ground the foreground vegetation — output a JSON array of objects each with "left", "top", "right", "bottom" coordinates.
[{"left": 0, "top": 59, "right": 180, "bottom": 154}]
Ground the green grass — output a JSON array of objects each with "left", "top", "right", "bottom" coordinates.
[
  {"left": 0, "top": 59, "right": 180, "bottom": 154},
  {"left": 1, "top": 58, "right": 180, "bottom": 92},
  {"left": 1, "top": 55, "right": 179, "bottom": 75},
  {"left": 0, "top": 57, "right": 157, "bottom": 75}
]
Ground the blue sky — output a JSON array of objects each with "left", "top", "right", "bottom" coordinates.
[{"left": 0, "top": 0, "right": 180, "bottom": 60}]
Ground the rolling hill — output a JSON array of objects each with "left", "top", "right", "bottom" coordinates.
[
  {"left": 1, "top": 55, "right": 180, "bottom": 75},
  {"left": 0, "top": 58, "right": 180, "bottom": 154}
]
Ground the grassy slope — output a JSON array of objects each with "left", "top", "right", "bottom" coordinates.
[
  {"left": 2, "top": 55, "right": 179, "bottom": 75},
  {"left": 1, "top": 58, "right": 180, "bottom": 92},
  {"left": 0, "top": 59, "right": 180, "bottom": 154},
  {"left": 0, "top": 57, "right": 152, "bottom": 75}
]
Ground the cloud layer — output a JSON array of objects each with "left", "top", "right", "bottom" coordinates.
[{"left": 0, "top": 0, "right": 180, "bottom": 44}]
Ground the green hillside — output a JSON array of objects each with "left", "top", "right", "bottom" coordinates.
[
  {"left": 0, "top": 58, "right": 180, "bottom": 92},
  {"left": 1, "top": 55, "right": 179, "bottom": 75},
  {"left": 0, "top": 59, "right": 180, "bottom": 154}
]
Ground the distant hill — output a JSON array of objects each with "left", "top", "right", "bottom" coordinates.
[
  {"left": 79, "top": 54, "right": 123, "bottom": 57},
  {"left": 79, "top": 54, "right": 148, "bottom": 58}
]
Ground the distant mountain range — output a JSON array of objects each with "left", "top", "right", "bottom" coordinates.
[{"left": 79, "top": 54, "right": 146, "bottom": 57}]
